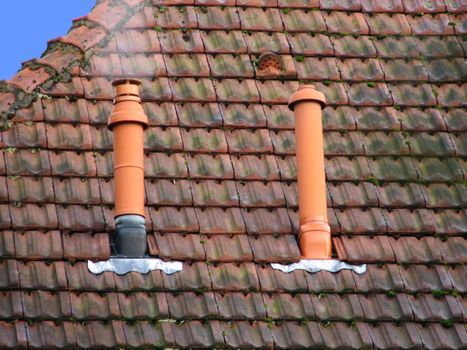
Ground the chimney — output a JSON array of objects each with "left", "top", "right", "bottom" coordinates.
[
  {"left": 108, "top": 79, "right": 148, "bottom": 257},
  {"left": 288, "top": 85, "right": 332, "bottom": 259}
]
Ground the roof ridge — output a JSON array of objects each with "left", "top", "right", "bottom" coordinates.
[{"left": 0, "top": 0, "right": 147, "bottom": 130}]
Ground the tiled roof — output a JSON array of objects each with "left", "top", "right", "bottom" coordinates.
[{"left": 0, "top": 0, "right": 466, "bottom": 348}]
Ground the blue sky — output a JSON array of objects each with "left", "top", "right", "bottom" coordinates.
[{"left": 0, "top": 1, "right": 95, "bottom": 80}]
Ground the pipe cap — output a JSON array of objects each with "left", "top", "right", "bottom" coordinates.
[
  {"left": 288, "top": 84, "right": 326, "bottom": 111},
  {"left": 107, "top": 79, "right": 149, "bottom": 130}
]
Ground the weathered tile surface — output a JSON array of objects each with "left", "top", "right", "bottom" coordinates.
[{"left": 1, "top": 0, "right": 465, "bottom": 349}]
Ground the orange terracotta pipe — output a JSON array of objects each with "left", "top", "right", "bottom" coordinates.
[
  {"left": 288, "top": 85, "right": 332, "bottom": 259},
  {"left": 108, "top": 79, "right": 148, "bottom": 256}
]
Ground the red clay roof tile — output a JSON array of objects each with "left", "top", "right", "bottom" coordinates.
[
  {"left": 433, "top": 209, "right": 467, "bottom": 234},
  {"left": 26, "top": 321, "right": 77, "bottom": 349},
  {"left": 353, "top": 264, "right": 403, "bottom": 293},
  {"left": 288, "top": 33, "right": 334, "bottom": 56},
  {"left": 257, "top": 265, "right": 307, "bottom": 293},
  {"left": 216, "top": 292, "right": 266, "bottom": 320},
  {"left": 244, "top": 32, "right": 290, "bottom": 54},
  {"left": 398, "top": 108, "right": 446, "bottom": 131},
  {"left": 181, "top": 128, "right": 228, "bottom": 153},
  {"left": 249, "top": 234, "right": 300, "bottom": 262},
  {"left": 243, "top": 208, "right": 292, "bottom": 235},
  {"left": 62, "top": 232, "right": 110, "bottom": 260},
  {"left": 365, "top": 13, "right": 412, "bottom": 35},
  {"left": 118, "top": 292, "right": 169, "bottom": 319},
  {"left": 204, "top": 234, "right": 253, "bottom": 262},
  {"left": 312, "top": 293, "right": 364, "bottom": 321},
  {"left": 374, "top": 36, "right": 421, "bottom": 59},
  {"left": 369, "top": 322, "right": 423, "bottom": 350},
  {"left": 124, "top": 321, "right": 175, "bottom": 348},
  {"left": 324, "top": 11, "right": 369, "bottom": 35},
  {"left": 332, "top": 35, "right": 378, "bottom": 58},
  {"left": 400, "top": 264, "right": 453, "bottom": 292},
  {"left": 419, "top": 323, "right": 467, "bottom": 350},
  {"left": 57, "top": 205, "right": 105, "bottom": 231},
  {"left": 9, "top": 67, "right": 53, "bottom": 94},
  {"left": 319, "top": 322, "right": 373, "bottom": 349},
  {"left": 408, "top": 13, "right": 455, "bottom": 36},
  {"left": 0, "top": 291, "right": 22, "bottom": 318},
  {"left": 223, "top": 321, "right": 273, "bottom": 349},
  {"left": 409, "top": 294, "right": 462, "bottom": 322},
  {"left": 359, "top": 293, "right": 413, "bottom": 321},
  {"left": 240, "top": 8, "right": 284, "bottom": 32},
  {"left": 192, "top": 180, "right": 237, "bottom": 207},
  {"left": 114, "top": 270, "right": 164, "bottom": 292},
  {"left": 22, "top": 291, "right": 71, "bottom": 319},
  {"left": 14, "top": 231, "right": 63, "bottom": 260},
  {"left": 154, "top": 232, "right": 205, "bottom": 260},
  {"left": 187, "top": 153, "right": 233, "bottom": 179},
  {"left": 65, "top": 261, "right": 115, "bottom": 291},
  {"left": 5, "top": 149, "right": 51, "bottom": 176},
  {"left": 162, "top": 262, "right": 210, "bottom": 291},
  {"left": 60, "top": 24, "right": 108, "bottom": 52},
  {"left": 19, "top": 261, "right": 67, "bottom": 290},
  {"left": 272, "top": 321, "right": 324, "bottom": 349},
  {"left": 390, "top": 236, "right": 444, "bottom": 264},
  {"left": 280, "top": 9, "right": 326, "bottom": 33},
  {"left": 10, "top": 204, "right": 59, "bottom": 230},
  {"left": 196, "top": 207, "right": 245, "bottom": 234},
  {"left": 7, "top": 176, "right": 54, "bottom": 204},
  {"left": 173, "top": 320, "right": 224, "bottom": 348},
  {"left": 264, "top": 293, "right": 314, "bottom": 320},
  {"left": 75, "top": 321, "right": 126, "bottom": 348},
  {"left": 361, "top": 0, "right": 404, "bottom": 13},
  {"left": 70, "top": 292, "right": 120, "bottom": 320},
  {"left": 150, "top": 206, "right": 198, "bottom": 232},
  {"left": 0, "top": 231, "right": 15, "bottom": 257}
]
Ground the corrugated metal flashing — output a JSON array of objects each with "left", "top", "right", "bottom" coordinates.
[
  {"left": 271, "top": 259, "right": 367, "bottom": 274},
  {"left": 87, "top": 258, "right": 182, "bottom": 275}
]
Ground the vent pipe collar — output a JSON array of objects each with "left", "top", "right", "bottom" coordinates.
[
  {"left": 288, "top": 84, "right": 326, "bottom": 111},
  {"left": 114, "top": 215, "right": 146, "bottom": 257}
]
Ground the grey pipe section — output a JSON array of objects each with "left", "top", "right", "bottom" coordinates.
[{"left": 114, "top": 214, "right": 147, "bottom": 257}]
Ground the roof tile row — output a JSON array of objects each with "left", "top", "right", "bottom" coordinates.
[
  {"left": 1, "top": 260, "right": 464, "bottom": 293},
  {"left": 5, "top": 319, "right": 467, "bottom": 350}
]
